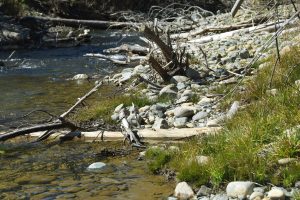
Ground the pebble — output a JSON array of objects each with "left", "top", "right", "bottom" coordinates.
[
  {"left": 195, "top": 155, "right": 211, "bottom": 165},
  {"left": 196, "top": 185, "right": 212, "bottom": 197},
  {"left": 171, "top": 76, "right": 190, "bottom": 83},
  {"left": 192, "top": 111, "right": 208, "bottom": 121},
  {"left": 152, "top": 118, "right": 169, "bottom": 130},
  {"left": 72, "top": 74, "right": 89, "bottom": 80}
]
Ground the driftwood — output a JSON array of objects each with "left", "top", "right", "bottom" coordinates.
[
  {"left": 103, "top": 44, "right": 149, "bottom": 55},
  {"left": 171, "top": 17, "right": 269, "bottom": 39},
  {"left": 28, "top": 127, "right": 221, "bottom": 141},
  {"left": 0, "top": 81, "right": 104, "bottom": 142},
  {"left": 20, "top": 16, "right": 141, "bottom": 29},
  {"left": 84, "top": 53, "right": 146, "bottom": 65}
]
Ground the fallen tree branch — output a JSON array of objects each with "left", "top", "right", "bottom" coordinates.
[
  {"left": 84, "top": 53, "right": 145, "bottom": 65},
  {"left": 103, "top": 44, "right": 149, "bottom": 55},
  {"left": 20, "top": 16, "right": 142, "bottom": 29}
]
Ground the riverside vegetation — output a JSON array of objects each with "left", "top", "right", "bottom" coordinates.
[{"left": 1, "top": 0, "right": 300, "bottom": 200}]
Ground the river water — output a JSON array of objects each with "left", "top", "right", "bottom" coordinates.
[{"left": 0, "top": 30, "right": 174, "bottom": 199}]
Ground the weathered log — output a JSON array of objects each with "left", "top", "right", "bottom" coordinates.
[
  {"left": 28, "top": 127, "right": 221, "bottom": 141},
  {"left": 84, "top": 53, "right": 145, "bottom": 65},
  {"left": 103, "top": 44, "right": 149, "bottom": 55},
  {"left": 20, "top": 16, "right": 142, "bottom": 29}
]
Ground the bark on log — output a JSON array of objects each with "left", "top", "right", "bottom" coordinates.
[
  {"left": 20, "top": 16, "right": 142, "bottom": 29},
  {"left": 142, "top": 26, "right": 174, "bottom": 63},
  {"left": 231, "top": 0, "right": 245, "bottom": 17},
  {"left": 149, "top": 55, "right": 171, "bottom": 81},
  {"left": 103, "top": 44, "right": 149, "bottom": 55}
]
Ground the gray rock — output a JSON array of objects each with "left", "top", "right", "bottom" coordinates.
[
  {"left": 171, "top": 76, "right": 189, "bottom": 83},
  {"left": 72, "top": 74, "right": 89, "bottom": 80},
  {"left": 268, "top": 188, "right": 285, "bottom": 200},
  {"left": 174, "top": 107, "right": 194, "bottom": 118},
  {"left": 249, "top": 191, "right": 264, "bottom": 200},
  {"left": 196, "top": 185, "right": 212, "bottom": 197},
  {"left": 174, "top": 182, "right": 195, "bottom": 199},
  {"left": 226, "top": 181, "right": 254, "bottom": 199},
  {"left": 192, "top": 112, "right": 208, "bottom": 121},
  {"left": 87, "top": 162, "right": 106, "bottom": 170},
  {"left": 174, "top": 117, "right": 188, "bottom": 128},
  {"left": 152, "top": 118, "right": 169, "bottom": 130},
  {"left": 239, "top": 49, "right": 250, "bottom": 59},
  {"left": 186, "top": 67, "right": 201, "bottom": 80},
  {"left": 168, "top": 197, "right": 178, "bottom": 200},
  {"left": 198, "top": 97, "right": 214, "bottom": 106},
  {"left": 139, "top": 105, "right": 150, "bottom": 113},
  {"left": 133, "top": 64, "right": 149, "bottom": 75}
]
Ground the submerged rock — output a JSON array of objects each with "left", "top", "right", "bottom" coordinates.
[{"left": 87, "top": 162, "right": 106, "bottom": 170}]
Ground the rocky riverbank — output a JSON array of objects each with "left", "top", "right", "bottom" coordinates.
[{"left": 83, "top": 3, "right": 300, "bottom": 200}]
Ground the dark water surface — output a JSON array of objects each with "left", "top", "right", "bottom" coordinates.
[{"left": 0, "top": 30, "right": 142, "bottom": 129}]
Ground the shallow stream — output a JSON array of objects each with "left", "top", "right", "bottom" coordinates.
[{"left": 0, "top": 30, "right": 174, "bottom": 199}]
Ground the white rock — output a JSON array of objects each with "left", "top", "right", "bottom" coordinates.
[
  {"left": 174, "top": 182, "right": 195, "bottom": 199},
  {"left": 250, "top": 191, "right": 264, "bottom": 200},
  {"left": 181, "top": 90, "right": 194, "bottom": 98},
  {"left": 72, "top": 74, "right": 89, "bottom": 80},
  {"left": 278, "top": 158, "right": 297, "bottom": 165},
  {"left": 114, "top": 104, "right": 124, "bottom": 113},
  {"left": 268, "top": 188, "right": 285, "bottom": 200},
  {"left": 226, "top": 181, "right": 255, "bottom": 199},
  {"left": 87, "top": 162, "right": 106, "bottom": 170}
]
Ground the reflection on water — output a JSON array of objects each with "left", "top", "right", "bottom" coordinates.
[{"left": 0, "top": 141, "right": 173, "bottom": 200}]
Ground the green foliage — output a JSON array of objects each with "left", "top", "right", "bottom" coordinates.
[
  {"left": 145, "top": 148, "right": 173, "bottom": 174},
  {"left": 160, "top": 46, "right": 300, "bottom": 187}
]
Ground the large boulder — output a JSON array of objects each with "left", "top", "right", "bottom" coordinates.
[{"left": 226, "top": 181, "right": 255, "bottom": 199}]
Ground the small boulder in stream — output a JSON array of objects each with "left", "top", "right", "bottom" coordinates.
[{"left": 87, "top": 162, "right": 106, "bottom": 170}]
